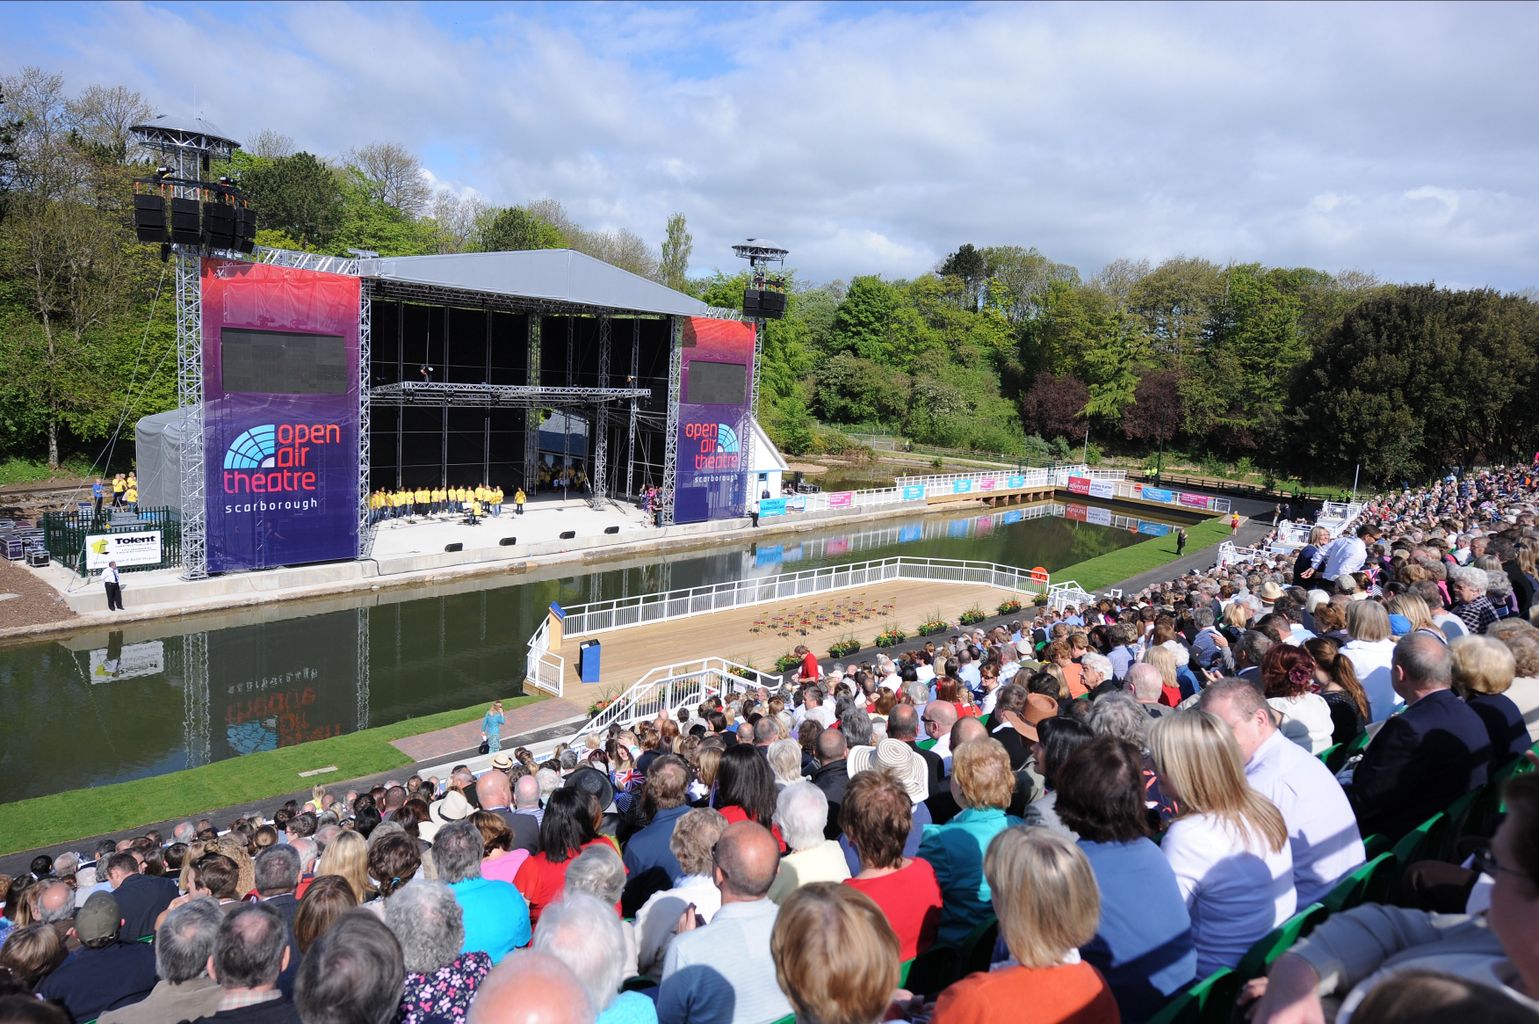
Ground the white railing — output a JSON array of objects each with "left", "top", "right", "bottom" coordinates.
[
  {"left": 571, "top": 657, "right": 774, "bottom": 742},
  {"left": 894, "top": 464, "right": 1092, "bottom": 490},
  {"left": 525, "top": 617, "right": 565, "bottom": 697},
  {"left": 1217, "top": 541, "right": 1267, "bottom": 569},
  {"left": 1046, "top": 580, "right": 1095, "bottom": 611},
  {"left": 557, "top": 556, "right": 1054, "bottom": 640}
]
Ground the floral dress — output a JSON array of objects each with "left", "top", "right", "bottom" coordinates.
[{"left": 398, "top": 950, "right": 492, "bottom": 1024}]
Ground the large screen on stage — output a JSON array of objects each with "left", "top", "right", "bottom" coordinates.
[
  {"left": 202, "top": 258, "right": 361, "bottom": 573},
  {"left": 674, "top": 317, "right": 756, "bottom": 525}
]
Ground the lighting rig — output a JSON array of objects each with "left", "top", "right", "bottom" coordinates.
[{"left": 732, "top": 238, "right": 790, "bottom": 320}]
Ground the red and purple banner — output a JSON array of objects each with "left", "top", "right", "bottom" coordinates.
[
  {"left": 674, "top": 317, "right": 756, "bottom": 524},
  {"left": 201, "top": 258, "right": 361, "bottom": 573}
]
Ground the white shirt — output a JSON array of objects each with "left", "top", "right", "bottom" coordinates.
[
  {"left": 1268, "top": 693, "right": 1336, "bottom": 754},
  {"left": 1162, "top": 811, "right": 1297, "bottom": 975},
  {"left": 1314, "top": 536, "right": 1367, "bottom": 581},
  {"left": 634, "top": 874, "right": 721, "bottom": 977},
  {"left": 1245, "top": 729, "right": 1365, "bottom": 907},
  {"left": 1341, "top": 638, "right": 1401, "bottom": 722},
  {"left": 659, "top": 899, "right": 792, "bottom": 1024},
  {"left": 1436, "top": 611, "right": 1471, "bottom": 643}
]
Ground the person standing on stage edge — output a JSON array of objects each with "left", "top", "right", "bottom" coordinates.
[
  {"left": 92, "top": 479, "right": 105, "bottom": 517},
  {"left": 514, "top": 487, "right": 526, "bottom": 515},
  {"left": 103, "top": 561, "right": 124, "bottom": 611},
  {"left": 481, "top": 699, "right": 505, "bottom": 752}
]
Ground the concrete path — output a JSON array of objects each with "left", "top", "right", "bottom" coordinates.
[{"left": 389, "top": 696, "right": 588, "bottom": 762}]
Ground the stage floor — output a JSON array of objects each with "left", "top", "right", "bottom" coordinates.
[
  {"left": 369, "top": 493, "right": 651, "bottom": 558},
  {"left": 553, "top": 578, "right": 1022, "bottom": 694}
]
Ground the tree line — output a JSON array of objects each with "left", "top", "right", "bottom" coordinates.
[{"left": 3, "top": 65, "right": 1536, "bottom": 486}]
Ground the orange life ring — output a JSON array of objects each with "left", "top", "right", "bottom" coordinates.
[{"left": 1028, "top": 566, "right": 1049, "bottom": 583}]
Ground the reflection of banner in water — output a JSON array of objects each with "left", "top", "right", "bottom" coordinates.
[
  {"left": 755, "top": 544, "right": 784, "bottom": 567},
  {"left": 902, "top": 485, "right": 926, "bottom": 501},
  {"left": 1086, "top": 505, "right": 1112, "bottom": 526},
  {"left": 948, "top": 518, "right": 972, "bottom": 538},
  {"left": 975, "top": 515, "right": 994, "bottom": 534},
  {"left": 1002, "top": 509, "right": 1023, "bottom": 525},
  {"left": 898, "top": 524, "right": 924, "bottom": 543},
  {"left": 759, "top": 498, "right": 787, "bottom": 517},
  {"left": 1065, "top": 502, "right": 1089, "bottom": 522},
  {"left": 89, "top": 641, "right": 165, "bottom": 683},
  {"left": 1138, "top": 521, "right": 1172, "bottom": 536},
  {"left": 826, "top": 537, "right": 850, "bottom": 556}
]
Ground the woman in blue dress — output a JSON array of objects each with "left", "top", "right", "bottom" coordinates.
[{"left": 481, "top": 700, "right": 506, "bottom": 753}]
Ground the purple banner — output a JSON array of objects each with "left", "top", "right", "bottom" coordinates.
[
  {"left": 1179, "top": 492, "right": 1212, "bottom": 510},
  {"left": 202, "top": 258, "right": 360, "bottom": 573},
  {"left": 674, "top": 317, "right": 756, "bottom": 524}
]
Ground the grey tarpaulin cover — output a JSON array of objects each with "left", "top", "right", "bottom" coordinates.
[{"left": 134, "top": 406, "right": 195, "bottom": 509}]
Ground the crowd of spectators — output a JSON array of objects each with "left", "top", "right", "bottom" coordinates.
[{"left": 3, "top": 464, "right": 1538, "bottom": 1024}]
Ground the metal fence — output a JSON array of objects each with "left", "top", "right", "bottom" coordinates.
[
  {"left": 571, "top": 657, "right": 776, "bottom": 742},
  {"left": 558, "top": 556, "right": 1054, "bottom": 640},
  {"left": 41, "top": 506, "right": 183, "bottom": 577},
  {"left": 524, "top": 616, "right": 566, "bottom": 697}
]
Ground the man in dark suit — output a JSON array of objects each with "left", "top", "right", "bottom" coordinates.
[
  {"left": 621, "top": 755, "right": 693, "bottom": 915},
  {"left": 252, "top": 846, "right": 300, "bottom": 925},
  {"left": 1350, "top": 633, "right": 1491, "bottom": 840},
  {"left": 477, "top": 769, "right": 539, "bottom": 853},
  {"left": 809, "top": 729, "right": 850, "bottom": 839},
  {"left": 105, "top": 852, "right": 179, "bottom": 941}
]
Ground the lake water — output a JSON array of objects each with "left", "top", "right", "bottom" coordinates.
[{"left": 0, "top": 499, "right": 1181, "bottom": 802}]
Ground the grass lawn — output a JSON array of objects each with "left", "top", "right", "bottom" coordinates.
[
  {"left": 1052, "top": 517, "right": 1234, "bottom": 594},
  {"left": 0, "top": 694, "right": 546, "bottom": 855}
]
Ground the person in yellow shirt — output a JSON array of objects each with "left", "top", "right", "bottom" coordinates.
[
  {"left": 514, "top": 487, "right": 526, "bottom": 515},
  {"left": 490, "top": 485, "right": 503, "bottom": 517},
  {"left": 414, "top": 486, "right": 429, "bottom": 516},
  {"left": 432, "top": 486, "right": 446, "bottom": 515},
  {"left": 111, "top": 474, "right": 126, "bottom": 507},
  {"left": 124, "top": 481, "right": 138, "bottom": 512},
  {"left": 468, "top": 496, "right": 482, "bottom": 523}
]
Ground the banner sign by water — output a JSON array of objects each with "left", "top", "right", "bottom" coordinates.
[
  {"left": 1006, "top": 475, "right": 1026, "bottom": 488},
  {"left": 1086, "top": 505, "right": 1113, "bottom": 526},
  {"left": 785, "top": 495, "right": 807, "bottom": 512},
  {"left": 202, "top": 258, "right": 360, "bottom": 573},
  {"left": 89, "top": 640, "right": 165, "bottom": 683},
  {"left": 673, "top": 317, "right": 756, "bottom": 524},
  {"left": 980, "top": 477, "right": 996, "bottom": 491},
  {"left": 759, "top": 497, "right": 787, "bottom": 517},
  {"left": 828, "top": 491, "right": 854, "bottom": 509},
  {"left": 953, "top": 479, "right": 973, "bottom": 494},
  {"left": 1179, "top": 492, "right": 1212, "bottom": 510},
  {"left": 1002, "top": 509, "right": 1023, "bottom": 525},
  {"left": 1067, "top": 476, "right": 1092, "bottom": 495},
  {"left": 1089, "top": 479, "right": 1117, "bottom": 500},
  {"left": 1139, "top": 486, "right": 1175, "bottom": 504},
  {"left": 1139, "top": 521, "right": 1173, "bottom": 536},
  {"left": 902, "top": 485, "right": 926, "bottom": 501},
  {"left": 85, "top": 530, "right": 162, "bottom": 571}
]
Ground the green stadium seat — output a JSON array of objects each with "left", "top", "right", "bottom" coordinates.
[
  {"left": 1326, "top": 730, "right": 1371, "bottom": 773},
  {"left": 1361, "top": 833, "right": 1392, "bottom": 860},
  {"left": 1316, "top": 743, "right": 1340, "bottom": 766},
  {"left": 770, "top": 1014, "right": 795, "bottom": 1024},
  {"left": 916, "top": 738, "right": 937, "bottom": 751},
  {"left": 1434, "top": 787, "right": 1484, "bottom": 861},
  {"left": 1390, "top": 811, "right": 1448, "bottom": 876},
  {"left": 899, "top": 958, "right": 914, "bottom": 987},
  {"left": 1321, "top": 851, "right": 1398, "bottom": 913},
  {"left": 1145, "top": 968, "right": 1240, "bottom": 1024},
  {"left": 1235, "top": 903, "right": 1329, "bottom": 980}
]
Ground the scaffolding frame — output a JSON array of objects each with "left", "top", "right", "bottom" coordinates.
[
  {"left": 357, "top": 282, "right": 375, "bottom": 558},
  {"left": 175, "top": 254, "right": 207, "bottom": 579},
  {"left": 593, "top": 316, "right": 612, "bottom": 506},
  {"left": 182, "top": 630, "right": 210, "bottom": 769},
  {"left": 525, "top": 317, "right": 541, "bottom": 491},
  {"left": 369, "top": 382, "right": 648, "bottom": 408},
  {"left": 660, "top": 316, "right": 683, "bottom": 526},
  {"left": 626, "top": 318, "right": 641, "bottom": 498}
]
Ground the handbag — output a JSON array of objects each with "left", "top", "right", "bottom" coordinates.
[{"left": 478, "top": 739, "right": 490, "bottom": 755}]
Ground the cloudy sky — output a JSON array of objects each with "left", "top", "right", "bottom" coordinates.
[{"left": 5, "top": 1, "right": 1537, "bottom": 290}]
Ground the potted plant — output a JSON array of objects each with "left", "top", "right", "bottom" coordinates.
[
  {"left": 958, "top": 606, "right": 987, "bottom": 626},
  {"left": 874, "top": 624, "right": 908, "bottom": 648}
]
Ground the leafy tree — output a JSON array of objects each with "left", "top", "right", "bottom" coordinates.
[
  {"left": 1019, "top": 371, "right": 1088, "bottom": 441},
  {"left": 477, "top": 204, "right": 566, "bottom": 252},
  {"left": 239, "top": 151, "right": 346, "bottom": 249},
  {"left": 979, "top": 245, "right": 1080, "bottom": 323},
  {"left": 330, "top": 168, "right": 438, "bottom": 256},
  {"left": 831, "top": 276, "right": 903, "bottom": 362},
  {"left": 1121, "top": 368, "right": 1183, "bottom": 473},
  {"left": 63, "top": 84, "right": 151, "bottom": 164},
  {"left": 939, "top": 242, "right": 986, "bottom": 307},
  {"left": 658, "top": 212, "right": 692, "bottom": 291},
  {"left": 245, "top": 129, "right": 295, "bottom": 159}
]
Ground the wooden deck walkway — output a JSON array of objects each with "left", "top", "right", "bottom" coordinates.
[{"left": 553, "top": 578, "right": 1020, "bottom": 696}]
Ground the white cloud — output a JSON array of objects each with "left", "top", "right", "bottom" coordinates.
[{"left": 5, "top": 1, "right": 1536, "bottom": 290}]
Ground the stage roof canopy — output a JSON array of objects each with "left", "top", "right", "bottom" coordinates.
[{"left": 358, "top": 249, "right": 716, "bottom": 318}]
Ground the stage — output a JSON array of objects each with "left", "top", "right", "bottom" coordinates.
[
  {"left": 368, "top": 493, "right": 651, "bottom": 559},
  {"left": 550, "top": 577, "right": 1024, "bottom": 696}
]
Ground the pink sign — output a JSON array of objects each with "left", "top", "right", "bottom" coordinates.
[
  {"left": 828, "top": 491, "right": 854, "bottom": 509},
  {"left": 1178, "top": 492, "right": 1211, "bottom": 510},
  {"left": 980, "top": 477, "right": 996, "bottom": 491}
]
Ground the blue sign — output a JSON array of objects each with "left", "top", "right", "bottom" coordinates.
[
  {"left": 902, "top": 484, "right": 926, "bottom": 501},
  {"left": 1002, "top": 509, "right": 1023, "bottom": 525},
  {"left": 1006, "top": 475, "right": 1025, "bottom": 488},
  {"left": 948, "top": 518, "right": 972, "bottom": 538},
  {"left": 953, "top": 480, "right": 973, "bottom": 494},
  {"left": 1138, "top": 521, "right": 1172, "bottom": 536},
  {"left": 754, "top": 545, "right": 784, "bottom": 567},
  {"left": 898, "top": 524, "right": 924, "bottom": 543},
  {"left": 759, "top": 497, "right": 787, "bottom": 517},
  {"left": 1141, "top": 486, "right": 1175, "bottom": 504}
]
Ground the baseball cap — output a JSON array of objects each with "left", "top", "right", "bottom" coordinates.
[{"left": 76, "top": 891, "right": 121, "bottom": 945}]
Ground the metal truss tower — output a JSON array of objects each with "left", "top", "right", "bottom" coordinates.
[
  {"left": 357, "top": 282, "right": 375, "bottom": 558},
  {"left": 626, "top": 319, "right": 641, "bottom": 497},
  {"left": 659, "top": 317, "right": 684, "bottom": 526},
  {"left": 524, "top": 317, "right": 541, "bottom": 491},
  {"left": 592, "top": 316, "right": 612, "bottom": 507}
]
